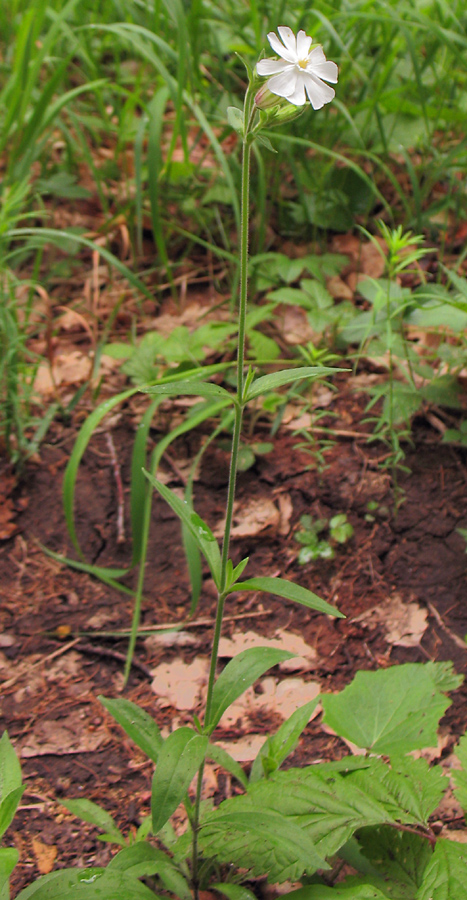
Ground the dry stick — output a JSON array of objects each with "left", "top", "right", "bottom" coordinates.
[
  {"left": 56, "top": 610, "right": 270, "bottom": 640},
  {"left": 106, "top": 432, "right": 126, "bottom": 544},
  {"left": 427, "top": 601, "right": 467, "bottom": 652},
  {"left": 74, "top": 642, "right": 153, "bottom": 678}
]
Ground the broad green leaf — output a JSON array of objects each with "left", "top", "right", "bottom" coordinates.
[
  {"left": 14, "top": 868, "right": 158, "bottom": 899},
  {"left": 206, "top": 647, "right": 294, "bottom": 732},
  {"left": 416, "top": 839, "right": 467, "bottom": 900},
  {"left": 151, "top": 728, "right": 208, "bottom": 833},
  {"left": 0, "top": 734, "right": 21, "bottom": 800},
  {"left": 348, "top": 828, "right": 432, "bottom": 899},
  {"left": 230, "top": 576, "right": 344, "bottom": 618},
  {"left": 227, "top": 106, "right": 244, "bottom": 133},
  {"left": 0, "top": 847, "right": 18, "bottom": 897},
  {"left": 0, "top": 787, "right": 25, "bottom": 840},
  {"left": 62, "top": 799, "right": 125, "bottom": 846},
  {"left": 141, "top": 380, "right": 234, "bottom": 401},
  {"left": 286, "top": 885, "right": 388, "bottom": 899},
  {"left": 107, "top": 843, "right": 190, "bottom": 897},
  {"left": 349, "top": 756, "right": 447, "bottom": 826},
  {"left": 207, "top": 744, "right": 248, "bottom": 789},
  {"left": 250, "top": 698, "right": 320, "bottom": 782},
  {"left": 200, "top": 809, "right": 327, "bottom": 882},
  {"left": 143, "top": 472, "right": 222, "bottom": 586},
  {"left": 245, "top": 366, "right": 341, "bottom": 402},
  {"left": 99, "top": 697, "right": 162, "bottom": 763},
  {"left": 452, "top": 734, "right": 467, "bottom": 817},
  {"left": 213, "top": 884, "right": 258, "bottom": 900},
  {"left": 322, "top": 663, "right": 460, "bottom": 755}
]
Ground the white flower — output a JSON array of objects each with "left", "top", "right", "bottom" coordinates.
[{"left": 256, "top": 26, "right": 338, "bottom": 109}]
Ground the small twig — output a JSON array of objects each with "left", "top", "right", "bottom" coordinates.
[
  {"left": 0, "top": 638, "right": 81, "bottom": 691},
  {"left": 106, "top": 432, "right": 126, "bottom": 544},
  {"left": 75, "top": 642, "right": 153, "bottom": 678},
  {"left": 427, "top": 601, "right": 467, "bottom": 652},
  {"left": 49, "top": 610, "right": 271, "bottom": 641}
]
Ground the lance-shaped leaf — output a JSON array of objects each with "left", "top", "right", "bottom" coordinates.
[
  {"left": 0, "top": 786, "right": 25, "bottom": 841},
  {"left": 0, "top": 732, "right": 22, "bottom": 799},
  {"left": 141, "top": 381, "right": 234, "bottom": 402},
  {"left": 250, "top": 698, "right": 320, "bottom": 783},
  {"left": 0, "top": 846, "right": 19, "bottom": 897},
  {"left": 151, "top": 728, "right": 208, "bottom": 834},
  {"left": 206, "top": 647, "right": 294, "bottom": 732},
  {"left": 99, "top": 696, "right": 162, "bottom": 763},
  {"left": 207, "top": 744, "right": 248, "bottom": 789},
  {"left": 322, "top": 662, "right": 461, "bottom": 756},
  {"left": 229, "top": 576, "right": 344, "bottom": 618},
  {"left": 143, "top": 471, "right": 222, "bottom": 587},
  {"left": 244, "top": 366, "right": 342, "bottom": 402},
  {"left": 108, "top": 843, "right": 191, "bottom": 898},
  {"left": 200, "top": 809, "right": 327, "bottom": 882},
  {"left": 62, "top": 799, "right": 126, "bottom": 846}
]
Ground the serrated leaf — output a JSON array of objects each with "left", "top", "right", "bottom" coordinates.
[
  {"left": 322, "top": 663, "right": 459, "bottom": 755},
  {"left": 14, "top": 867, "right": 158, "bottom": 899},
  {"left": 351, "top": 756, "right": 447, "bottom": 826},
  {"left": 416, "top": 839, "right": 467, "bottom": 900},
  {"left": 286, "top": 886, "right": 388, "bottom": 899},
  {"left": 245, "top": 366, "right": 340, "bottom": 401},
  {"left": 143, "top": 472, "right": 222, "bottom": 586},
  {"left": 62, "top": 799, "right": 125, "bottom": 845},
  {"left": 206, "top": 647, "right": 294, "bottom": 732},
  {"left": 350, "top": 827, "right": 432, "bottom": 898},
  {"left": 151, "top": 728, "right": 208, "bottom": 833},
  {"left": 200, "top": 809, "right": 327, "bottom": 882},
  {"left": 250, "top": 699, "right": 320, "bottom": 783},
  {"left": 99, "top": 696, "right": 162, "bottom": 763},
  {"left": 230, "top": 576, "right": 344, "bottom": 618},
  {"left": 0, "top": 734, "right": 21, "bottom": 801}
]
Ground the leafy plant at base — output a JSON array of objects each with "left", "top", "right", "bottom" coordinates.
[{"left": 295, "top": 513, "right": 354, "bottom": 564}]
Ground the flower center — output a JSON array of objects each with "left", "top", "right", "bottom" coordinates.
[{"left": 298, "top": 58, "right": 308, "bottom": 69}]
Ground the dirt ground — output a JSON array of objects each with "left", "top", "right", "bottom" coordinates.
[{"left": 2, "top": 375, "right": 467, "bottom": 893}]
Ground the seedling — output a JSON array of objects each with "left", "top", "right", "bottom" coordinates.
[{"left": 295, "top": 512, "right": 354, "bottom": 564}]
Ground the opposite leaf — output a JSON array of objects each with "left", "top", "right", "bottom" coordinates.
[
  {"left": 250, "top": 698, "right": 320, "bottom": 783},
  {"left": 206, "top": 646, "right": 294, "bottom": 732},
  {"left": 322, "top": 663, "right": 460, "bottom": 755},
  {"left": 99, "top": 696, "right": 162, "bottom": 763},
  {"left": 230, "top": 576, "right": 344, "bottom": 618},
  {"left": 151, "top": 728, "right": 208, "bottom": 833}
]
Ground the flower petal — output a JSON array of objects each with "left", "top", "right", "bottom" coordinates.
[
  {"left": 282, "top": 73, "right": 307, "bottom": 106},
  {"left": 267, "top": 67, "right": 298, "bottom": 99},
  {"left": 267, "top": 31, "right": 296, "bottom": 63},
  {"left": 304, "top": 73, "right": 336, "bottom": 109},
  {"left": 310, "top": 60, "right": 339, "bottom": 84},
  {"left": 296, "top": 30, "right": 313, "bottom": 59},
  {"left": 308, "top": 46, "right": 327, "bottom": 65},
  {"left": 256, "top": 58, "right": 290, "bottom": 76},
  {"left": 277, "top": 26, "right": 298, "bottom": 58}
]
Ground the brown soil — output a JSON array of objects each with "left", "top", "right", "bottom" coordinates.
[{"left": 2, "top": 386, "right": 467, "bottom": 894}]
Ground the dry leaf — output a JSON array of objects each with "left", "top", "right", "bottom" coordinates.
[
  {"left": 326, "top": 276, "right": 353, "bottom": 300},
  {"left": 20, "top": 711, "right": 106, "bottom": 757},
  {"left": 217, "top": 734, "right": 268, "bottom": 762},
  {"left": 218, "top": 675, "right": 321, "bottom": 730},
  {"left": 214, "top": 497, "right": 280, "bottom": 539},
  {"left": 218, "top": 630, "right": 317, "bottom": 673},
  {"left": 32, "top": 838, "right": 57, "bottom": 875},
  {"left": 151, "top": 658, "right": 209, "bottom": 710},
  {"left": 276, "top": 306, "right": 318, "bottom": 345},
  {"left": 353, "top": 593, "right": 427, "bottom": 648}
]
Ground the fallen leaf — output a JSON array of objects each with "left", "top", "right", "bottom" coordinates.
[
  {"left": 353, "top": 592, "right": 428, "bottom": 648},
  {"left": 218, "top": 630, "right": 317, "bottom": 673},
  {"left": 217, "top": 734, "right": 267, "bottom": 762},
  {"left": 214, "top": 497, "right": 280, "bottom": 538},
  {"left": 151, "top": 658, "right": 209, "bottom": 710},
  {"left": 21, "top": 710, "right": 106, "bottom": 757},
  {"left": 32, "top": 838, "right": 57, "bottom": 875}
]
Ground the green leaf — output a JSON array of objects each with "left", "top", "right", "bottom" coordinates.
[
  {"left": 200, "top": 809, "right": 327, "bottom": 882},
  {"left": 99, "top": 697, "right": 162, "bottom": 764},
  {"left": 350, "top": 827, "right": 432, "bottom": 899},
  {"left": 107, "top": 843, "right": 191, "bottom": 898},
  {"left": 250, "top": 699, "right": 320, "bottom": 783},
  {"left": 143, "top": 471, "right": 222, "bottom": 586},
  {"left": 416, "top": 839, "right": 467, "bottom": 900},
  {"left": 321, "top": 663, "right": 461, "bottom": 755},
  {"left": 227, "top": 106, "right": 244, "bottom": 134},
  {"left": 151, "top": 728, "right": 208, "bottom": 833},
  {"left": 62, "top": 799, "right": 126, "bottom": 846},
  {"left": 286, "top": 885, "right": 388, "bottom": 899},
  {"left": 452, "top": 734, "right": 467, "bottom": 818},
  {"left": 350, "top": 756, "right": 447, "bottom": 826},
  {"left": 0, "top": 787, "right": 25, "bottom": 840},
  {"left": 230, "top": 576, "right": 344, "bottom": 618},
  {"left": 207, "top": 744, "right": 248, "bottom": 789},
  {"left": 0, "top": 847, "right": 18, "bottom": 897},
  {"left": 0, "top": 733, "right": 21, "bottom": 800},
  {"left": 213, "top": 884, "right": 257, "bottom": 900},
  {"left": 141, "top": 380, "right": 234, "bottom": 401},
  {"left": 206, "top": 647, "right": 294, "bottom": 732},
  {"left": 245, "top": 366, "right": 341, "bottom": 401},
  {"left": 14, "top": 867, "right": 158, "bottom": 899}
]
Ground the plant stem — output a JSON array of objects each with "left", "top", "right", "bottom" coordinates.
[{"left": 192, "top": 134, "right": 252, "bottom": 900}]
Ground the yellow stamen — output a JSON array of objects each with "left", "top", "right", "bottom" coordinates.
[{"left": 298, "top": 59, "right": 308, "bottom": 69}]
